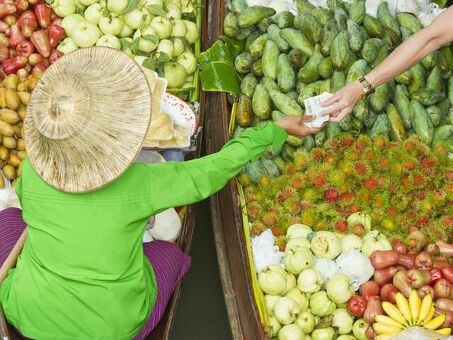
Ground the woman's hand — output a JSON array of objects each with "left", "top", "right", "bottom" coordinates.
[
  {"left": 276, "top": 115, "right": 324, "bottom": 138},
  {"left": 320, "top": 81, "right": 364, "bottom": 122}
]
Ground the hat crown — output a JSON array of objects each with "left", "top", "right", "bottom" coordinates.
[{"left": 33, "top": 73, "right": 89, "bottom": 140}]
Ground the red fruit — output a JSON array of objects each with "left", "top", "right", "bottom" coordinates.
[
  {"left": 324, "top": 188, "right": 339, "bottom": 202},
  {"left": 436, "top": 299, "right": 453, "bottom": 314},
  {"left": 374, "top": 266, "right": 397, "bottom": 286},
  {"left": 0, "top": 21, "right": 8, "bottom": 32},
  {"left": 50, "top": 17, "right": 62, "bottom": 27},
  {"left": 391, "top": 239, "right": 407, "bottom": 254},
  {"left": 335, "top": 221, "right": 348, "bottom": 233},
  {"left": 380, "top": 284, "right": 398, "bottom": 303},
  {"left": 30, "top": 29, "right": 50, "bottom": 57},
  {"left": 341, "top": 136, "right": 354, "bottom": 146},
  {"left": 370, "top": 250, "right": 399, "bottom": 270},
  {"left": 33, "top": 3, "right": 51, "bottom": 28},
  {"left": 31, "top": 62, "right": 45, "bottom": 74},
  {"left": 354, "top": 162, "right": 367, "bottom": 174},
  {"left": 424, "top": 243, "right": 440, "bottom": 256},
  {"left": 16, "top": 67, "right": 28, "bottom": 78},
  {"left": 271, "top": 227, "right": 283, "bottom": 237},
  {"left": 363, "top": 296, "right": 383, "bottom": 324},
  {"left": 9, "top": 24, "right": 25, "bottom": 49},
  {"left": 47, "top": 23, "right": 64, "bottom": 48},
  {"left": 442, "top": 267, "right": 453, "bottom": 284},
  {"left": 433, "top": 279, "right": 452, "bottom": 298},
  {"left": 433, "top": 257, "right": 451, "bottom": 270},
  {"left": 393, "top": 270, "right": 411, "bottom": 297},
  {"left": 407, "top": 269, "right": 431, "bottom": 289},
  {"left": 417, "top": 285, "right": 434, "bottom": 299},
  {"left": 313, "top": 176, "right": 326, "bottom": 188},
  {"left": 14, "top": 0, "right": 29, "bottom": 13},
  {"left": 0, "top": 3, "right": 16, "bottom": 19},
  {"left": 415, "top": 252, "right": 433, "bottom": 271},
  {"left": 428, "top": 268, "right": 445, "bottom": 286},
  {"left": 418, "top": 215, "right": 429, "bottom": 225},
  {"left": 17, "top": 10, "right": 37, "bottom": 37},
  {"left": 421, "top": 157, "right": 435, "bottom": 167},
  {"left": 15, "top": 40, "right": 34, "bottom": 56},
  {"left": 2, "top": 55, "right": 27, "bottom": 74},
  {"left": 359, "top": 281, "right": 380, "bottom": 300},
  {"left": 436, "top": 240, "right": 453, "bottom": 257},
  {"left": 347, "top": 295, "right": 367, "bottom": 317},
  {"left": 365, "top": 325, "right": 377, "bottom": 339},
  {"left": 364, "top": 178, "right": 377, "bottom": 190},
  {"left": 352, "top": 224, "right": 365, "bottom": 236},
  {"left": 0, "top": 46, "right": 9, "bottom": 62},
  {"left": 4, "top": 14, "right": 17, "bottom": 26}
]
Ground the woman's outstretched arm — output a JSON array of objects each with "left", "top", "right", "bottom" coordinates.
[
  {"left": 145, "top": 116, "right": 320, "bottom": 214},
  {"left": 322, "top": 6, "right": 453, "bottom": 122}
]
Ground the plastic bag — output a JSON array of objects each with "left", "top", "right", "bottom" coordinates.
[
  {"left": 336, "top": 250, "right": 374, "bottom": 291},
  {"left": 252, "top": 229, "right": 284, "bottom": 273},
  {"left": 314, "top": 258, "right": 339, "bottom": 284},
  {"left": 390, "top": 326, "right": 450, "bottom": 340}
]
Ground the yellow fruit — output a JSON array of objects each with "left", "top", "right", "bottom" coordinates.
[
  {"left": 424, "top": 314, "right": 446, "bottom": 330},
  {"left": 373, "top": 322, "right": 403, "bottom": 335},
  {"left": 395, "top": 293, "right": 412, "bottom": 324},
  {"left": 382, "top": 302, "right": 407, "bottom": 326},
  {"left": 423, "top": 306, "right": 436, "bottom": 325},
  {"left": 374, "top": 315, "right": 404, "bottom": 329},
  {"left": 418, "top": 294, "right": 433, "bottom": 323},
  {"left": 409, "top": 289, "right": 421, "bottom": 324},
  {"left": 435, "top": 328, "right": 452, "bottom": 336}
]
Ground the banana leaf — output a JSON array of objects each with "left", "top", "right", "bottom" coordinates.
[{"left": 199, "top": 37, "right": 245, "bottom": 95}]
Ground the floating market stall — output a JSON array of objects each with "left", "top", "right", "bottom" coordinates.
[
  {"left": 205, "top": 0, "right": 453, "bottom": 339},
  {"left": 0, "top": 0, "right": 207, "bottom": 338}
]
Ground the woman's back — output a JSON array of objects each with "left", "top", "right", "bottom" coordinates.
[{"left": 0, "top": 160, "right": 157, "bottom": 340}]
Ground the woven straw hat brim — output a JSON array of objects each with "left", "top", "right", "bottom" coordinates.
[{"left": 24, "top": 47, "right": 152, "bottom": 193}]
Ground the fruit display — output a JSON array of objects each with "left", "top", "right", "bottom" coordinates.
[
  {"left": 254, "top": 220, "right": 453, "bottom": 339},
  {"left": 242, "top": 133, "right": 452, "bottom": 242},
  {"left": 0, "top": 72, "right": 40, "bottom": 187},
  {"left": 227, "top": 1, "right": 453, "bottom": 152},
  {"left": 0, "top": 1, "right": 64, "bottom": 77},
  {"left": 55, "top": 0, "right": 200, "bottom": 101}
]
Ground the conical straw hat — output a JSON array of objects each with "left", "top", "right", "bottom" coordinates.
[{"left": 24, "top": 47, "right": 152, "bottom": 193}]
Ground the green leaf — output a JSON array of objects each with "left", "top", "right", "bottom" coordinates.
[
  {"left": 130, "top": 38, "right": 140, "bottom": 55},
  {"left": 124, "top": 0, "right": 139, "bottom": 13},
  {"left": 147, "top": 4, "right": 167, "bottom": 17},
  {"left": 142, "top": 57, "right": 157, "bottom": 70},
  {"left": 120, "top": 38, "right": 131, "bottom": 51},
  {"left": 142, "top": 34, "right": 158, "bottom": 44},
  {"left": 199, "top": 61, "right": 240, "bottom": 95},
  {"left": 157, "top": 52, "right": 170, "bottom": 62},
  {"left": 221, "top": 35, "right": 245, "bottom": 60}
]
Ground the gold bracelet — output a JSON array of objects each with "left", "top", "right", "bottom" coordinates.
[{"left": 358, "top": 76, "right": 375, "bottom": 97}]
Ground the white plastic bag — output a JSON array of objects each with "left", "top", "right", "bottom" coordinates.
[
  {"left": 336, "top": 250, "right": 374, "bottom": 291},
  {"left": 252, "top": 229, "right": 284, "bottom": 273},
  {"left": 390, "top": 326, "right": 449, "bottom": 340}
]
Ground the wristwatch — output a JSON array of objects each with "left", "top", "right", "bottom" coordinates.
[{"left": 358, "top": 76, "right": 375, "bottom": 97}]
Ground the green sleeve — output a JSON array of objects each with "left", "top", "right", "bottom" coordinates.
[{"left": 146, "top": 122, "right": 288, "bottom": 214}]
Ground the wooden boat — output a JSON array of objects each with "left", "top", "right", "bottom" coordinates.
[{"left": 0, "top": 1, "right": 208, "bottom": 339}]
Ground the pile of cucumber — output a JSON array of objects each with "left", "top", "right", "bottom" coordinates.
[{"left": 226, "top": 0, "right": 453, "bottom": 172}]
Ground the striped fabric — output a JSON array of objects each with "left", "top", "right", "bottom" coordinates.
[{"left": 0, "top": 208, "right": 192, "bottom": 339}]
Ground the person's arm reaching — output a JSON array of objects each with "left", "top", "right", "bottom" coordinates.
[
  {"left": 322, "top": 6, "right": 453, "bottom": 122},
  {"left": 146, "top": 115, "right": 321, "bottom": 214}
]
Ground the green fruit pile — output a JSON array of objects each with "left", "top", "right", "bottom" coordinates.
[{"left": 226, "top": 0, "right": 453, "bottom": 162}]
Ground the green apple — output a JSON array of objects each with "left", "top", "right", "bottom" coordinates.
[
  {"left": 352, "top": 319, "right": 368, "bottom": 340},
  {"left": 72, "top": 22, "right": 101, "bottom": 47},
  {"left": 99, "top": 16, "right": 124, "bottom": 35},
  {"left": 84, "top": 3, "right": 102, "bottom": 24},
  {"left": 295, "top": 311, "right": 315, "bottom": 334},
  {"left": 96, "top": 34, "right": 121, "bottom": 49}
]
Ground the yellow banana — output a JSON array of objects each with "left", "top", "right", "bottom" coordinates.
[
  {"left": 374, "top": 315, "right": 405, "bottom": 329},
  {"left": 373, "top": 322, "right": 403, "bottom": 335},
  {"left": 375, "top": 333, "right": 400, "bottom": 340},
  {"left": 423, "top": 305, "right": 436, "bottom": 325},
  {"left": 418, "top": 293, "right": 433, "bottom": 323},
  {"left": 382, "top": 301, "right": 407, "bottom": 326},
  {"left": 395, "top": 293, "right": 412, "bottom": 324},
  {"left": 424, "top": 313, "right": 446, "bottom": 330},
  {"left": 435, "top": 328, "right": 452, "bottom": 336},
  {"left": 409, "top": 289, "right": 421, "bottom": 324}
]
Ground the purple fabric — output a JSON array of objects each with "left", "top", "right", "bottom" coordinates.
[{"left": 0, "top": 208, "right": 192, "bottom": 339}]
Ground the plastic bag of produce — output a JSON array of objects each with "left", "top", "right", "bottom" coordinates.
[
  {"left": 390, "top": 326, "right": 450, "bottom": 340},
  {"left": 252, "top": 229, "right": 284, "bottom": 272},
  {"left": 335, "top": 250, "right": 374, "bottom": 291}
]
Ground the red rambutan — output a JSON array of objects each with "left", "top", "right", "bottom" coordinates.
[
  {"left": 272, "top": 226, "right": 284, "bottom": 237},
  {"left": 313, "top": 176, "right": 327, "bottom": 188},
  {"left": 364, "top": 178, "right": 378, "bottom": 190},
  {"left": 421, "top": 157, "right": 435, "bottom": 168},
  {"left": 324, "top": 188, "right": 339, "bottom": 202},
  {"left": 418, "top": 215, "right": 429, "bottom": 226},
  {"left": 335, "top": 221, "right": 348, "bottom": 233},
  {"left": 263, "top": 213, "right": 277, "bottom": 226},
  {"left": 354, "top": 162, "right": 367, "bottom": 175},
  {"left": 352, "top": 224, "right": 365, "bottom": 236}
]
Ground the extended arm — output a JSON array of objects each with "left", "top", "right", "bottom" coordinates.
[
  {"left": 322, "top": 6, "right": 453, "bottom": 121},
  {"left": 146, "top": 116, "right": 320, "bottom": 214}
]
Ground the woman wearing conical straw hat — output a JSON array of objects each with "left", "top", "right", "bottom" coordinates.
[{"left": 0, "top": 47, "right": 322, "bottom": 339}]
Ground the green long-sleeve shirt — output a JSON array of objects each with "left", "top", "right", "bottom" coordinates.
[{"left": 0, "top": 122, "right": 287, "bottom": 340}]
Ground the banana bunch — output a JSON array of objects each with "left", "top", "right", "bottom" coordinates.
[{"left": 372, "top": 290, "right": 452, "bottom": 339}]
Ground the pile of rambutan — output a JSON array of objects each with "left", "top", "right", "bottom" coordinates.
[{"left": 243, "top": 133, "right": 452, "bottom": 242}]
